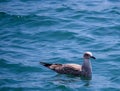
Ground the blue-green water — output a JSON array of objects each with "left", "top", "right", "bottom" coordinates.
[{"left": 0, "top": 0, "right": 120, "bottom": 91}]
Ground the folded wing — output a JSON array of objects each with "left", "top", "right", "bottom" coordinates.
[{"left": 40, "top": 62, "right": 82, "bottom": 75}]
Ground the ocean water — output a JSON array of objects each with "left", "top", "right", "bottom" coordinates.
[{"left": 0, "top": 0, "right": 120, "bottom": 91}]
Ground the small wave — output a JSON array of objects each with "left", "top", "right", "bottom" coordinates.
[
  {"left": 0, "top": 0, "right": 10, "bottom": 3},
  {"left": 101, "top": 88, "right": 120, "bottom": 91},
  {"left": 0, "top": 78, "right": 17, "bottom": 87},
  {"left": 0, "top": 87, "right": 43, "bottom": 91},
  {"left": 0, "top": 11, "right": 62, "bottom": 28},
  {"left": 108, "top": 25, "right": 120, "bottom": 31},
  {"left": 55, "top": 5, "right": 73, "bottom": 12},
  {"left": 0, "top": 59, "right": 41, "bottom": 73},
  {"left": 35, "top": 31, "right": 77, "bottom": 42},
  {"left": 0, "top": 12, "right": 8, "bottom": 17},
  {"left": 110, "top": 76, "right": 120, "bottom": 84}
]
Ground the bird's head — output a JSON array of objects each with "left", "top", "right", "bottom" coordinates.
[{"left": 83, "top": 52, "right": 96, "bottom": 59}]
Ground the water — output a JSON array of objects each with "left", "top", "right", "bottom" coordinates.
[{"left": 0, "top": 0, "right": 120, "bottom": 91}]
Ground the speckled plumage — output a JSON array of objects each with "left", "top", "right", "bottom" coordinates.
[{"left": 40, "top": 52, "right": 96, "bottom": 78}]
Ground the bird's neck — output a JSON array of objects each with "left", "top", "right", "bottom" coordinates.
[{"left": 82, "top": 59, "right": 92, "bottom": 78}]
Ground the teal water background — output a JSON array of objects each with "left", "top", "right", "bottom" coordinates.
[{"left": 0, "top": 0, "right": 120, "bottom": 91}]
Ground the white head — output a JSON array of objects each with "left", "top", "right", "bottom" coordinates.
[{"left": 83, "top": 52, "right": 96, "bottom": 59}]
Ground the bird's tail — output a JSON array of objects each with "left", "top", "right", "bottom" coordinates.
[{"left": 40, "top": 62, "right": 52, "bottom": 68}]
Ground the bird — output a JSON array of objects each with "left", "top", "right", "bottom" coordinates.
[{"left": 40, "top": 52, "right": 96, "bottom": 79}]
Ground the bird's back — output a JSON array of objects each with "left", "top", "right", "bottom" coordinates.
[{"left": 40, "top": 62, "right": 82, "bottom": 76}]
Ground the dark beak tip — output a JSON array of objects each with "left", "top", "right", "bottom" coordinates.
[{"left": 91, "top": 56, "right": 96, "bottom": 59}]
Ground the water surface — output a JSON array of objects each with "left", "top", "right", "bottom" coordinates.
[{"left": 0, "top": 0, "right": 120, "bottom": 91}]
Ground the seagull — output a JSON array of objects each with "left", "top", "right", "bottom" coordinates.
[{"left": 40, "top": 52, "right": 96, "bottom": 79}]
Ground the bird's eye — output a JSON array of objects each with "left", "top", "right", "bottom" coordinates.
[{"left": 85, "top": 54, "right": 89, "bottom": 56}]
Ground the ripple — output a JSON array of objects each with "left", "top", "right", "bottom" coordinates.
[
  {"left": 0, "top": 0, "right": 120, "bottom": 91},
  {"left": 0, "top": 87, "right": 42, "bottom": 91},
  {"left": 100, "top": 87, "right": 120, "bottom": 91},
  {"left": 34, "top": 31, "right": 77, "bottom": 42},
  {"left": 0, "top": 11, "right": 61, "bottom": 28},
  {"left": 0, "top": 59, "right": 41, "bottom": 73},
  {"left": 110, "top": 76, "right": 120, "bottom": 84}
]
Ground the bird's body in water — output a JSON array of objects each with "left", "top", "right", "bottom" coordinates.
[{"left": 40, "top": 52, "right": 96, "bottom": 79}]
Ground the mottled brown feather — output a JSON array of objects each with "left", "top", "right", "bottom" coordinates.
[{"left": 49, "top": 63, "right": 82, "bottom": 75}]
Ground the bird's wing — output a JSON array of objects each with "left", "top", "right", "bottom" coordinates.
[
  {"left": 40, "top": 62, "right": 82, "bottom": 75},
  {"left": 64, "top": 64, "right": 82, "bottom": 71},
  {"left": 52, "top": 63, "right": 82, "bottom": 75}
]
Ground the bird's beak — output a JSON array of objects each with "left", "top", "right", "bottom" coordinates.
[{"left": 91, "top": 56, "right": 96, "bottom": 59}]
